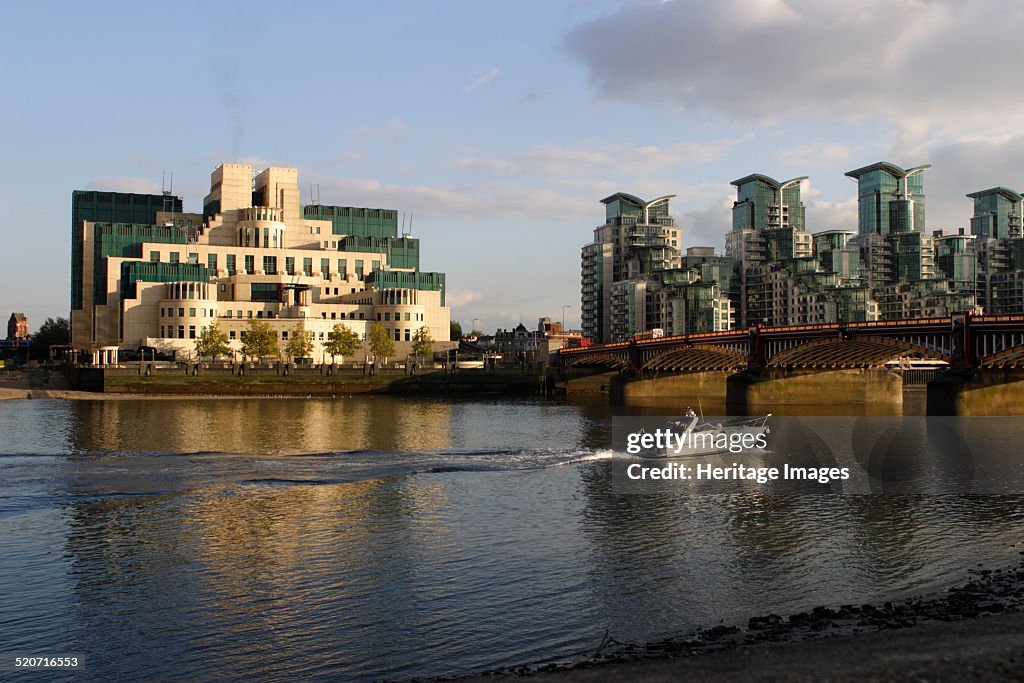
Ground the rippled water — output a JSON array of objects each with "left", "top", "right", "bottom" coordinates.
[{"left": 2, "top": 396, "right": 1024, "bottom": 681}]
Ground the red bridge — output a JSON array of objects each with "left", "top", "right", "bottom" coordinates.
[{"left": 559, "top": 314, "right": 1024, "bottom": 373}]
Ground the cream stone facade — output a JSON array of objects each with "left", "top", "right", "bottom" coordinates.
[{"left": 72, "top": 163, "right": 452, "bottom": 362}]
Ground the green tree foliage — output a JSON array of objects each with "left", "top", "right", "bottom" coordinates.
[
  {"left": 368, "top": 323, "right": 395, "bottom": 363},
  {"left": 411, "top": 326, "right": 433, "bottom": 359},
  {"left": 30, "top": 317, "right": 70, "bottom": 360},
  {"left": 450, "top": 320, "right": 463, "bottom": 341},
  {"left": 240, "top": 319, "right": 279, "bottom": 360},
  {"left": 324, "top": 323, "right": 361, "bottom": 363},
  {"left": 284, "top": 319, "right": 314, "bottom": 360},
  {"left": 194, "top": 321, "right": 231, "bottom": 360}
]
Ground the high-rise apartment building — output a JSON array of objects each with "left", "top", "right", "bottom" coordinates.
[
  {"left": 70, "top": 163, "right": 451, "bottom": 361},
  {"left": 845, "top": 162, "right": 929, "bottom": 236},
  {"left": 726, "top": 174, "right": 813, "bottom": 326},
  {"left": 731, "top": 174, "right": 807, "bottom": 232},
  {"left": 967, "top": 188, "right": 1024, "bottom": 240}
]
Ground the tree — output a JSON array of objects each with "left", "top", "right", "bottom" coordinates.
[
  {"left": 30, "top": 317, "right": 70, "bottom": 360},
  {"left": 194, "top": 321, "right": 231, "bottom": 360},
  {"left": 240, "top": 319, "right": 278, "bottom": 360},
  {"left": 324, "top": 323, "right": 361, "bottom": 364},
  {"left": 450, "top": 320, "right": 463, "bottom": 341},
  {"left": 368, "top": 323, "right": 395, "bottom": 364},
  {"left": 284, "top": 319, "right": 314, "bottom": 361},
  {"left": 411, "top": 326, "right": 433, "bottom": 361}
]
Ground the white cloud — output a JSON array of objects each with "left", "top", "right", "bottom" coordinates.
[
  {"left": 457, "top": 136, "right": 750, "bottom": 178},
  {"left": 565, "top": 0, "right": 1024, "bottom": 138},
  {"left": 677, "top": 196, "right": 735, "bottom": 250},
  {"left": 465, "top": 66, "right": 501, "bottom": 94},
  {"left": 86, "top": 177, "right": 161, "bottom": 194},
  {"left": 806, "top": 196, "right": 858, "bottom": 232},
  {"left": 446, "top": 289, "right": 484, "bottom": 308},
  {"left": 314, "top": 176, "right": 594, "bottom": 223},
  {"left": 777, "top": 143, "right": 852, "bottom": 168}
]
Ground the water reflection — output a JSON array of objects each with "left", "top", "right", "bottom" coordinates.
[
  {"left": 2, "top": 396, "right": 1024, "bottom": 681},
  {"left": 67, "top": 397, "right": 457, "bottom": 454}
]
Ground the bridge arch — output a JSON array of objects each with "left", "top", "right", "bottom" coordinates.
[
  {"left": 767, "top": 335, "right": 945, "bottom": 369},
  {"left": 980, "top": 343, "right": 1024, "bottom": 368},
  {"left": 564, "top": 351, "right": 629, "bottom": 370},
  {"left": 641, "top": 344, "right": 747, "bottom": 372}
]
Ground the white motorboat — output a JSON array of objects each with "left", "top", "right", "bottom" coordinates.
[{"left": 659, "top": 408, "right": 771, "bottom": 457}]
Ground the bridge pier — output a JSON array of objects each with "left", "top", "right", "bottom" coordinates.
[
  {"left": 610, "top": 371, "right": 730, "bottom": 402},
  {"left": 927, "top": 369, "right": 1024, "bottom": 415},
  {"left": 726, "top": 368, "right": 903, "bottom": 409}
]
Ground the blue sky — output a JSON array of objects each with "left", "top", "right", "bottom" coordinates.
[{"left": 4, "top": 0, "right": 1024, "bottom": 333}]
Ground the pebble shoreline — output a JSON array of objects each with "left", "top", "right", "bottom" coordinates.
[{"left": 451, "top": 555, "right": 1024, "bottom": 680}]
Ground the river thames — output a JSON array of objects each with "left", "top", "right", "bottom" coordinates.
[{"left": 3, "top": 395, "right": 1024, "bottom": 680}]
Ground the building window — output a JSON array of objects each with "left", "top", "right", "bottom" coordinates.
[
  {"left": 150, "top": 251, "right": 159, "bottom": 262},
  {"left": 384, "top": 312, "right": 390, "bottom": 321},
  {"left": 226, "top": 254, "right": 236, "bottom": 276},
  {"left": 229, "top": 330, "right": 236, "bottom": 339},
  {"left": 189, "top": 326, "right": 196, "bottom": 339},
  {"left": 286, "top": 257, "right": 295, "bottom": 275},
  {"left": 178, "top": 325, "right": 184, "bottom": 338},
  {"left": 331, "top": 312, "right": 336, "bottom": 319},
  {"left": 355, "top": 260, "right": 364, "bottom": 280},
  {"left": 178, "top": 308, "right": 184, "bottom": 316},
  {"left": 160, "top": 326, "right": 164, "bottom": 337},
  {"left": 321, "top": 258, "right": 329, "bottom": 278},
  {"left": 372, "top": 260, "right": 380, "bottom": 271},
  {"left": 264, "top": 255, "right": 277, "bottom": 275},
  {"left": 404, "top": 312, "right": 411, "bottom": 321},
  {"left": 303, "top": 258, "right": 313, "bottom": 276},
  {"left": 245, "top": 255, "right": 255, "bottom": 274},
  {"left": 339, "top": 259, "right": 347, "bottom": 278},
  {"left": 404, "top": 329, "right": 410, "bottom": 341},
  {"left": 394, "top": 329, "right": 400, "bottom": 341},
  {"left": 282, "top": 330, "right": 288, "bottom": 339},
  {"left": 225, "top": 310, "right": 232, "bottom": 318},
  {"left": 170, "top": 252, "right": 179, "bottom": 264},
  {"left": 256, "top": 311, "right": 262, "bottom": 318},
  {"left": 208, "top": 254, "right": 218, "bottom": 271},
  {"left": 247, "top": 311, "right": 253, "bottom": 318},
  {"left": 188, "top": 253, "right": 198, "bottom": 264},
  {"left": 189, "top": 307, "right": 196, "bottom": 316}
]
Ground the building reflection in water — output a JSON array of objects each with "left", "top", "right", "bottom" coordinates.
[{"left": 67, "top": 397, "right": 455, "bottom": 454}]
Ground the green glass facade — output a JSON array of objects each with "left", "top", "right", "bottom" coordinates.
[
  {"left": 731, "top": 175, "right": 806, "bottom": 232},
  {"left": 302, "top": 205, "right": 399, "bottom": 238},
  {"left": 338, "top": 235, "right": 420, "bottom": 270},
  {"left": 91, "top": 223, "right": 189, "bottom": 305},
  {"left": 968, "top": 188, "right": 1023, "bottom": 240},
  {"left": 846, "top": 163, "right": 928, "bottom": 236},
  {"left": 72, "top": 190, "right": 182, "bottom": 309},
  {"left": 366, "top": 270, "right": 446, "bottom": 305},
  {"left": 119, "top": 261, "right": 209, "bottom": 300}
]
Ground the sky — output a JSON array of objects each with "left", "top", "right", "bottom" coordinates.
[{"left": 3, "top": 0, "right": 1024, "bottom": 334}]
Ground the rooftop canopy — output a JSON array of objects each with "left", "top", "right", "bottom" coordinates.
[
  {"left": 844, "top": 161, "right": 931, "bottom": 180},
  {"left": 730, "top": 174, "right": 807, "bottom": 190},
  {"left": 966, "top": 187, "right": 1023, "bottom": 203}
]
